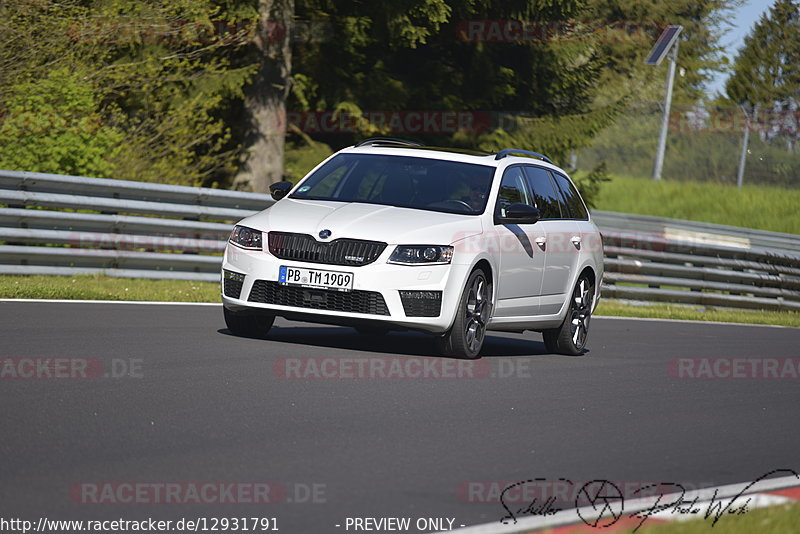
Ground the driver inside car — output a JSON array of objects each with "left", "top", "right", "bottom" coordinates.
[{"left": 461, "top": 174, "right": 490, "bottom": 211}]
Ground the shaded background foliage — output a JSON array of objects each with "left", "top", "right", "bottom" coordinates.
[{"left": 3, "top": 0, "right": 781, "bottom": 193}]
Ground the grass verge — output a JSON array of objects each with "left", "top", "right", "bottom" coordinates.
[
  {"left": 0, "top": 275, "right": 220, "bottom": 302},
  {"left": 1, "top": 275, "right": 798, "bottom": 328},
  {"left": 592, "top": 175, "right": 800, "bottom": 235},
  {"left": 596, "top": 299, "right": 800, "bottom": 328}
]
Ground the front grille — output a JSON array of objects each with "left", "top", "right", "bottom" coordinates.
[
  {"left": 248, "top": 280, "right": 389, "bottom": 315},
  {"left": 223, "top": 270, "right": 244, "bottom": 299},
  {"left": 268, "top": 232, "right": 387, "bottom": 266},
  {"left": 399, "top": 291, "right": 442, "bottom": 317}
]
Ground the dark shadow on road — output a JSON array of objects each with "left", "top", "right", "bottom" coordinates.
[{"left": 218, "top": 325, "right": 558, "bottom": 358}]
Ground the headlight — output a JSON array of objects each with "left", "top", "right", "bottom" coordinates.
[
  {"left": 388, "top": 245, "right": 454, "bottom": 265},
  {"left": 229, "top": 225, "right": 263, "bottom": 250}
]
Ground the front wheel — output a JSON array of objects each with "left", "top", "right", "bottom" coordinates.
[
  {"left": 436, "top": 269, "right": 491, "bottom": 359},
  {"left": 224, "top": 307, "right": 274, "bottom": 338},
  {"left": 543, "top": 274, "right": 594, "bottom": 356}
]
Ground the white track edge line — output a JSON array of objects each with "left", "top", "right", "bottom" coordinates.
[
  {"left": 0, "top": 298, "right": 221, "bottom": 306},
  {"left": 594, "top": 315, "right": 797, "bottom": 329},
  {"left": 0, "top": 300, "right": 796, "bottom": 329}
]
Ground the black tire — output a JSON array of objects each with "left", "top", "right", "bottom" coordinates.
[
  {"left": 543, "top": 274, "right": 594, "bottom": 356},
  {"left": 436, "top": 269, "right": 491, "bottom": 359},
  {"left": 224, "top": 307, "right": 274, "bottom": 338}
]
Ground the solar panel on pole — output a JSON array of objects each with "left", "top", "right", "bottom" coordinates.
[
  {"left": 646, "top": 25, "right": 682, "bottom": 66},
  {"left": 648, "top": 25, "right": 683, "bottom": 181}
]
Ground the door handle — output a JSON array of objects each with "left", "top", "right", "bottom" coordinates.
[
  {"left": 571, "top": 236, "right": 582, "bottom": 249},
  {"left": 534, "top": 237, "right": 547, "bottom": 249}
]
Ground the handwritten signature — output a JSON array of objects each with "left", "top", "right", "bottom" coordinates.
[{"left": 499, "top": 468, "right": 798, "bottom": 530}]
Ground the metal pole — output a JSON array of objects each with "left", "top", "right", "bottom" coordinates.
[
  {"left": 736, "top": 105, "right": 751, "bottom": 189},
  {"left": 653, "top": 41, "right": 679, "bottom": 181}
]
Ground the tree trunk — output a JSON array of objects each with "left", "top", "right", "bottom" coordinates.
[{"left": 237, "top": 0, "right": 293, "bottom": 193}]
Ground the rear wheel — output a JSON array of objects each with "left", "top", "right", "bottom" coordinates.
[
  {"left": 436, "top": 269, "right": 491, "bottom": 359},
  {"left": 224, "top": 307, "right": 274, "bottom": 338},
  {"left": 543, "top": 274, "right": 594, "bottom": 356}
]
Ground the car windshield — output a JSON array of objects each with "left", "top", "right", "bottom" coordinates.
[{"left": 289, "top": 153, "right": 495, "bottom": 215}]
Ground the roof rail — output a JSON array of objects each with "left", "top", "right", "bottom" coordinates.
[
  {"left": 355, "top": 137, "right": 424, "bottom": 148},
  {"left": 495, "top": 148, "right": 553, "bottom": 164}
]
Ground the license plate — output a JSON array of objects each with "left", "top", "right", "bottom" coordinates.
[{"left": 279, "top": 266, "right": 353, "bottom": 292}]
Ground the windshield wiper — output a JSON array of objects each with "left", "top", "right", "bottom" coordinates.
[{"left": 289, "top": 195, "right": 341, "bottom": 201}]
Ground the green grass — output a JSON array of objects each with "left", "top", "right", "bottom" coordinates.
[
  {"left": 596, "top": 299, "right": 800, "bottom": 328},
  {"left": 592, "top": 174, "right": 800, "bottom": 234},
  {"left": 602, "top": 503, "right": 800, "bottom": 534},
  {"left": 1, "top": 275, "right": 798, "bottom": 328},
  {"left": 0, "top": 275, "right": 220, "bottom": 302}
]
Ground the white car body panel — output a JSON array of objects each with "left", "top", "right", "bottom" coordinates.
[{"left": 241, "top": 199, "right": 484, "bottom": 248}]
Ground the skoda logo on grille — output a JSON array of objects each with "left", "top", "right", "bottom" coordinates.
[{"left": 318, "top": 229, "right": 332, "bottom": 239}]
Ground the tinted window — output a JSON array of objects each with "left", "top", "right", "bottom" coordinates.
[
  {"left": 290, "top": 154, "right": 495, "bottom": 215},
  {"left": 495, "top": 166, "right": 532, "bottom": 218},
  {"left": 551, "top": 173, "right": 589, "bottom": 219},
  {"left": 523, "top": 166, "right": 563, "bottom": 219},
  {"left": 301, "top": 160, "right": 348, "bottom": 197}
]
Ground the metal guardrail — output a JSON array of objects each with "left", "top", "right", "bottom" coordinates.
[
  {"left": 0, "top": 170, "right": 269, "bottom": 282},
  {"left": 0, "top": 169, "right": 798, "bottom": 311},
  {"left": 593, "top": 211, "right": 800, "bottom": 255},
  {"left": 595, "top": 211, "right": 800, "bottom": 311}
]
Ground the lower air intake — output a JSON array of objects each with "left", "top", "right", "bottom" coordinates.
[
  {"left": 248, "top": 280, "right": 390, "bottom": 316},
  {"left": 399, "top": 291, "right": 442, "bottom": 317}
]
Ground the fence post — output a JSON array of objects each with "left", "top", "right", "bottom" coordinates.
[
  {"left": 736, "top": 104, "right": 757, "bottom": 189},
  {"left": 653, "top": 41, "right": 679, "bottom": 181}
]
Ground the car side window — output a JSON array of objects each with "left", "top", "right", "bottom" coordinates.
[
  {"left": 523, "top": 166, "right": 563, "bottom": 219},
  {"left": 495, "top": 166, "right": 533, "bottom": 218},
  {"left": 551, "top": 172, "right": 589, "bottom": 220}
]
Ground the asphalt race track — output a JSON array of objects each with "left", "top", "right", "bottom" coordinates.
[{"left": 1, "top": 301, "right": 798, "bottom": 533}]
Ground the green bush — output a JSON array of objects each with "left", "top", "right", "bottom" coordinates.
[{"left": 0, "top": 68, "right": 123, "bottom": 177}]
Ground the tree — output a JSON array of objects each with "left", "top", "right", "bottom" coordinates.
[
  {"left": 236, "top": 0, "right": 294, "bottom": 192},
  {"left": 726, "top": 0, "right": 800, "bottom": 108},
  {"left": 1, "top": 0, "right": 738, "bottom": 184},
  {"left": 1, "top": 0, "right": 258, "bottom": 185},
  {"left": 288, "top": 0, "right": 736, "bottom": 166},
  {"left": 726, "top": 0, "right": 800, "bottom": 151}
]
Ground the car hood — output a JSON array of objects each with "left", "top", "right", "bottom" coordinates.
[{"left": 240, "top": 199, "right": 483, "bottom": 245}]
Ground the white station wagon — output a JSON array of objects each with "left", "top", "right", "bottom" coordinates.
[{"left": 222, "top": 138, "right": 603, "bottom": 358}]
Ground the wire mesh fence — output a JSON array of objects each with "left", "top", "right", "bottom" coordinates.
[{"left": 577, "top": 102, "right": 800, "bottom": 188}]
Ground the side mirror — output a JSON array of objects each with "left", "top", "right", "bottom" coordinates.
[
  {"left": 269, "top": 181, "right": 293, "bottom": 201},
  {"left": 495, "top": 203, "right": 541, "bottom": 225}
]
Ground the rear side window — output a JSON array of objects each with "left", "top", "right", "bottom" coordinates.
[
  {"left": 523, "top": 166, "right": 563, "bottom": 219},
  {"left": 551, "top": 173, "right": 589, "bottom": 220},
  {"left": 495, "top": 166, "right": 532, "bottom": 218}
]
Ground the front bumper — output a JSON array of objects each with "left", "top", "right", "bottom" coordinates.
[{"left": 221, "top": 244, "right": 470, "bottom": 333}]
